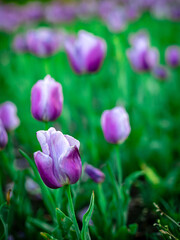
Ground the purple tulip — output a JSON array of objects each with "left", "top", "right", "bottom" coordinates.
[
  {"left": 21, "top": 2, "right": 44, "bottom": 22},
  {"left": 34, "top": 127, "right": 82, "bottom": 189},
  {"left": 165, "top": 46, "right": 180, "bottom": 67},
  {"left": 101, "top": 106, "right": 131, "bottom": 144},
  {"left": 0, "top": 120, "right": 8, "bottom": 150},
  {"left": 127, "top": 31, "right": 159, "bottom": 72},
  {"left": 0, "top": 101, "right": 20, "bottom": 131},
  {"left": 65, "top": 30, "right": 107, "bottom": 74},
  {"left": 12, "top": 34, "right": 28, "bottom": 53},
  {"left": 152, "top": 65, "right": 168, "bottom": 80},
  {"left": 26, "top": 28, "right": 60, "bottom": 57},
  {"left": 84, "top": 164, "right": 105, "bottom": 183},
  {"left": 31, "top": 75, "right": 63, "bottom": 122}
]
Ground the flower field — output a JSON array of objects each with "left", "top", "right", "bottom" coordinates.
[{"left": 0, "top": 1, "right": 180, "bottom": 239}]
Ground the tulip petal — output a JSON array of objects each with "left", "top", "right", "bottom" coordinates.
[
  {"left": 34, "top": 151, "right": 61, "bottom": 188},
  {"left": 64, "top": 134, "right": 80, "bottom": 149},
  {"left": 60, "top": 146, "right": 82, "bottom": 184}
]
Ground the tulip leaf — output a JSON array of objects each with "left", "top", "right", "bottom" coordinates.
[
  {"left": 123, "top": 171, "right": 144, "bottom": 195},
  {"left": 40, "top": 232, "right": 58, "bottom": 240},
  {"left": 114, "top": 224, "right": 138, "bottom": 240},
  {"left": 27, "top": 217, "right": 55, "bottom": 232},
  {"left": 81, "top": 192, "right": 94, "bottom": 240},
  {"left": 56, "top": 208, "right": 74, "bottom": 239},
  {"left": 0, "top": 202, "right": 9, "bottom": 240}
]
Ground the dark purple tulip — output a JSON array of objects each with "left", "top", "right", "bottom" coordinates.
[
  {"left": 26, "top": 28, "right": 60, "bottom": 57},
  {"left": 0, "top": 120, "right": 8, "bottom": 150},
  {"left": 65, "top": 30, "right": 107, "bottom": 74},
  {"left": 152, "top": 65, "right": 168, "bottom": 80},
  {"left": 101, "top": 106, "right": 131, "bottom": 144},
  {"left": 165, "top": 46, "right": 180, "bottom": 67},
  {"left": 0, "top": 101, "right": 20, "bottom": 131},
  {"left": 34, "top": 127, "right": 82, "bottom": 189},
  {"left": 84, "top": 164, "right": 105, "bottom": 183},
  {"left": 31, "top": 75, "right": 63, "bottom": 122},
  {"left": 12, "top": 34, "right": 28, "bottom": 53},
  {"left": 127, "top": 31, "right": 159, "bottom": 72}
]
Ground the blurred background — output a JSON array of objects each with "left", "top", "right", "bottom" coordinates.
[{"left": 0, "top": 0, "right": 180, "bottom": 239}]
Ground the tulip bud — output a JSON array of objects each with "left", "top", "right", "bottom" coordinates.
[
  {"left": 165, "top": 46, "right": 180, "bottom": 67},
  {"left": 26, "top": 28, "right": 60, "bottom": 57},
  {"left": 101, "top": 106, "right": 131, "bottom": 144},
  {"left": 31, "top": 75, "right": 63, "bottom": 122},
  {"left": 84, "top": 164, "right": 105, "bottom": 183},
  {"left": 65, "top": 30, "right": 107, "bottom": 74},
  {"left": 0, "top": 101, "right": 20, "bottom": 131},
  {"left": 152, "top": 65, "right": 168, "bottom": 80},
  {"left": 127, "top": 31, "right": 159, "bottom": 72},
  {"left": 34, "top": 127, "right": 82, "bottom": 188},
  {"left": 0, "top": 120, "right": 8, "bottom": 150}
]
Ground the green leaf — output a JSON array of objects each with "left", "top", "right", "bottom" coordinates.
[
  {"left": 40, "top": 232, "right": 58, "bottom": 240},
  {"left": 128, "top": 223, "right": 138, "bottom": 235},
  {"left": 123, "top": 171, "right": 144, "bottom": 195},
  {"left": 27, "top": 217, "right": 55, "bottom": 232},
  {"left": 56, "top": 208, "right": 74, "bottom": 238},
  {"left": 81, "top": 192, "right": 95, "bottom": 240},
  {"left": 0, "top": 203, "right": 9, "bottom": 240},
  {"left": 114, "top": 224, "right": 138, "bottom": 240}
]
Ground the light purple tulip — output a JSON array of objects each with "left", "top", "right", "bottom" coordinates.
[
  {"left": 0, "top": 120, "right": 8, "bottom": 150},
  {"left": 84, "top": 164, "right": 105, "bottom": 183},
  {"left": 165, "top": 46, "right": 180, "bottom": 67},
  {"left": 31, "top": 75, "right": 63, "bottom": 122},
  {"left": 152, "top": 65, "right": 168, "bottom": 80},
  {"left": 65, "top": 30, "right": 107, "bottom": 74},
  {"left": 34, "top": 127, "right": 82, "bottom": 189},
  {"left": 101, "top": 106, "right": 131, "bottom": 144},
  {"left": 26, "top": 28, "right": 60, "bottom": 57},
  {"left": 0, "top": 101, "right": 20, "bottom": 131},
  {"left": 127, "top": 31, "right": 159, "bottom": 72}
]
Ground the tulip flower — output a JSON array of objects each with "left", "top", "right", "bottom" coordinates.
[
  {"left": 152, "top": 65, "right": 168, "bottom": 80},
  {"left": 65, "top": 30, "right": 107, "bottom": 74},
  {"left": 0, "top": 101, "right": 20, "bottom": 131},
  {"left": 127, "top": 31, "right": 159, "bottom": 72},
  {"left": 165, "top": 46, "right": 180, "bottom": 67},
  {"left": 101, "top": 106, "right": 131, "bottom": 144},
  {"left": 0, "top": 120, "right": 8, "bottom": 150},
  {"left": 26, "top": 28, "right": 60, "bottom": 57},
  {"left": 31, "top": 75, "right": 63, "bottom": 122},
  {"left": 34, "top": 127, "right": 82, "bottom": 188},
  {"left": 84, "top": 164, "right": 105, "bottom": 183}
]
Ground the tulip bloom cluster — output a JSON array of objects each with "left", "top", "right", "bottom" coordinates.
[
  {"left": 34, "top": 127, "right": 82, "bottom": 188},
  {"left": 65, "top": 30, "right": 107, "bottom": 74},
  {"left": 31, "top": 75, "right": 63, "bottom": 122},
  {"left": 165, "top": 45, "right": 180, "bottom": 67},
  {"left": 0, "top": 101, "right": 20, "bottom": 150},
  {"left": 127, "top": 31, "right": 159, "bottom": 72}
]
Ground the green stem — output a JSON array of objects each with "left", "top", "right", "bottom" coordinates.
[
  {"left": 65, "top": 185, "right": 80, "bottom": 240},
  {"left": 44, "top": 122, "right": 49, "bottom": 131},
  {"left": 97, "top": 184, "right": 106, "bottom": 215},
  {"left": 115, "top": 145, "right": 122, "bottom": 186}
]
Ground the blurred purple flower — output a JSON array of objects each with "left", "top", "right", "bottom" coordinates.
[
  {"left": 84, "top": 164, "right": 105, "bottom": 183},
  {"left": 12, "top": 34, "right": 28, "bottom": 53},
  {"left": 26, "top": 28, "right": 60, "bottom": 57},
  {"left": 0, "top": 120, "right": 8, "bottom": 150},
  {"left": 25, "top": 177, "right": 41, "bottom": 199},
  {"left": 31, "top": 75, "right": 63, "bottom": 122},
  {"left": 78, "top": 206, "right": 93, "bottom": 225},
  {"left": 34, "top": 127, "right": 82, "bottom": 189},
  {"left": 127, "top": 31, "right": 159, "bottom": 72},
  {"left": 65, "top": 30, "right": 106, "bottom": 74},
  {"left": 101, "top": 106, "right": 131, "bottom": 144},
  {"left": 152, "top": 65, "right": 168, "bottom": 80},
  {"left": 0, "top": 101, "right": 20, "bottom": 131},
  {"left": 165, "top": 45, "right": 180, "bottom": 67},
  {"left": 21, "top": 2, "right": 44, "bottom": 22},
  {"left": 45, "top": 2, "right": 76, "bottom": 23}
]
